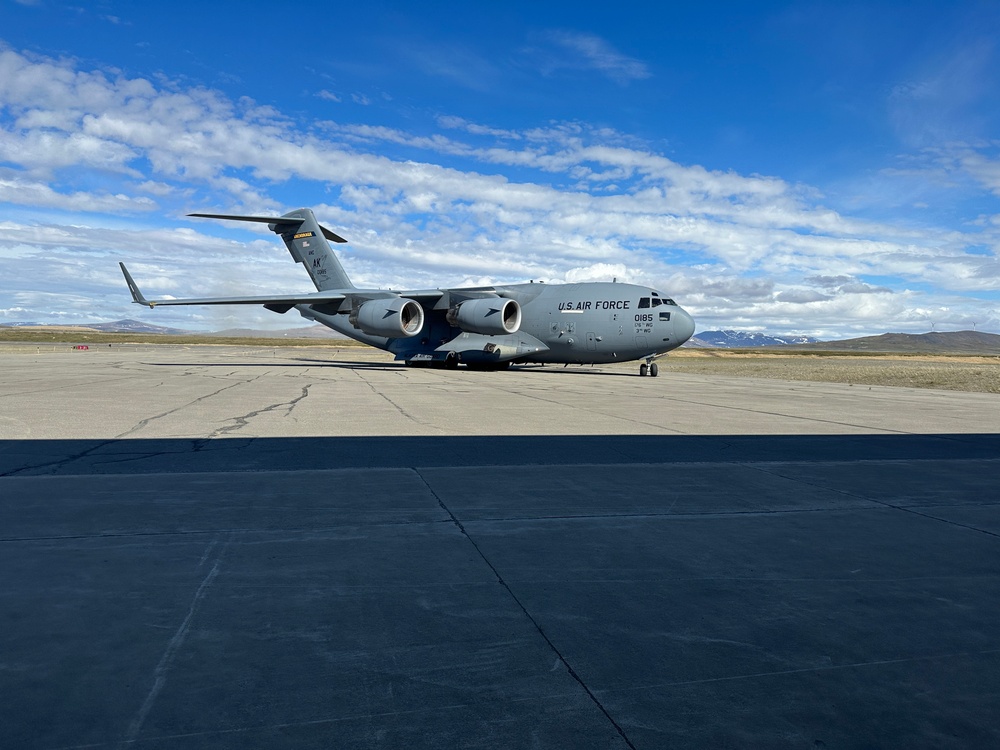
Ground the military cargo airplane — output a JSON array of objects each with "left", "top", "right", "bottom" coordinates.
[{"left": 120, "top": 208, "right": 696, "bottom": 376}]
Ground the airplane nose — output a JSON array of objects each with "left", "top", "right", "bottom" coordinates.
[{"left": 674, "top": 308, "right": 695, "bottom": 345}]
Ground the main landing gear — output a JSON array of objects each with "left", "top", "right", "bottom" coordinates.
[{"left": 638, "top": 359, "right": 659, "bottom": 377}]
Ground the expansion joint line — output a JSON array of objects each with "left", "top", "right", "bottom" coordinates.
[
  {"left": 412, "top": 469, "right": 637, "bottom": 750},
  {"left": 749, "top": 463, "right": 1000, "bottom": 540},
  {"left": 118, "top": 533, "right": 232, "bottom": 748}
]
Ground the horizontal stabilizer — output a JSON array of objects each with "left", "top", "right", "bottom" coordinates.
[
  {"left": 319, "top": 226, "right": 348, "bottom": 243},
  {"left": 188, "top": 213, "right": 348, "bottom": 243},
  {"left": 188, "top": 212, "right": 301, "bottom": 225}
]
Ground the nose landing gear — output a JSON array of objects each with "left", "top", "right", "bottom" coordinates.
[{"left": 639, "top": 359, "right": 659, "bottom": 377}]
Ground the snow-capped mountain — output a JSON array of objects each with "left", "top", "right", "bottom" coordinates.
[{"left": 687, "top": 330, "right": 821, "bottom": 348}]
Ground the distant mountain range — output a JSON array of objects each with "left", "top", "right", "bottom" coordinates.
[
  {"left": 687, "top": 330, "right": 820, "bottom": 348},
  {"left": 4, "top": 320, "right": 999, "bottom": 354},
  {"left": 787, "top": 330, "right": 1000, "bottom": 355},
  {"left": 2, "top": 319, "right": 189, "bottom": 335},
  {"left": 686, "top": 329, "right": 1000, "bottom": 354}
]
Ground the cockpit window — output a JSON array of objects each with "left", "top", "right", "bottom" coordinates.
[
  {"left": 650, "top": 290, "right": 679, "bottom": 306},
  {"left": 638, "top": 297, "right": 650, "bottom": 309}
]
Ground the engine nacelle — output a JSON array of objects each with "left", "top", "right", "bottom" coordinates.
[
  {"left": 350, "top": 297, "right": 424, "bottom": 338},
  {"left": 446, "top": 297, "right": 521, "bottom": 335}
]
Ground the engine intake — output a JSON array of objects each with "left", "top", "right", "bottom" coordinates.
[
  {"left": 447, "top": 297, "right": 521, "bottom": 336},
  {"left": 350, "top": 297, "right": 424, "bottom": 338}
]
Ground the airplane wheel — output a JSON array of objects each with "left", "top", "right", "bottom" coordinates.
[
  {"left": 445, "top": 352, "right": 459, "bottom": 370},
  {"left": 650, "top": 363, "right": 658, "bottom": 377},
  {"left": 639, "top": 364, "right": 648, "bottom": 377}
]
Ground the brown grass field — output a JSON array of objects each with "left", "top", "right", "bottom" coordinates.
[
  {"left": 662, "top": 349, "right": 1000, "bottom": 393},
  {"left": 2, "top": 329, "right": 998, "bottom": 393},
  {"left": 0, "top": 328, "right": 370, "bottom": 347}
]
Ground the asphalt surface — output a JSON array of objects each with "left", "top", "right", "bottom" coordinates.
[{"left": 2, "top": 346, "right": 999, "bottom": 748}]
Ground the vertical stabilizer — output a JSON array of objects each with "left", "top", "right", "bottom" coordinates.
[{"left": 272, "top": 208, "right": 355, "bottom": 291}]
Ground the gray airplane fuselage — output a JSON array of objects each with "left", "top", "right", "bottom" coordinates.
[{"left": 301, "top": 281, "right": 696, "bottom": 365}]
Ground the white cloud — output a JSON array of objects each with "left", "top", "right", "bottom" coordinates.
[
  {"left": 0, "top": 46, "right": 998, "bottom": 335},
  {"left": 950, "top": 145, "right": 1000, "bottom": 196},
  {"left": 136, "top": 180, "right": 177, "bottom": 197},
  {"left": 0, "top": 173, "right": 156, "bottom": 212},
  {"left": 535, "top": 30, "right": 651, "bottom": 85},
  {"left": 0, "top": 129, "right": 141, "bottom": 175},
  {"left": 437, "top": 115, "right": 522, "bottom": 140},
  {"left": 775, "top": 289, "right": 831, "bottom": 304}
]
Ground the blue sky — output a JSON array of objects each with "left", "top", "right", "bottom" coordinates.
[{"left": 2, "top": 0, "right": 999, "bottom": 336}]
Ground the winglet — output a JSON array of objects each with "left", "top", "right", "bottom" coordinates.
[{"left": 119, "top": 262, "right": 153, "bottom": 307}]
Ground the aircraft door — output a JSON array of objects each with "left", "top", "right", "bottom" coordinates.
[
  {"left": 586, "top": 332, "right": 597, "bottom": 351},
  {"left": 634, "top": 336, "right": 648, "bottom": 352}
]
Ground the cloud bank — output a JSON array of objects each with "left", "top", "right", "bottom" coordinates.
[{"left": 0, "top": 46, "right": 997, "bottom": 335}]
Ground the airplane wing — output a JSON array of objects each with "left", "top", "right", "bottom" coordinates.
[
  {"left": 119, "top": 262, "right": 347, "bottom": 309},
  {"left": 120, "top": 263, "right": 446, "bottom": 310}
]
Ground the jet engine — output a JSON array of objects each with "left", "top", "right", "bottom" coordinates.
[
  {"left": 446, "top": 297, "right": 521, "bottom": 335},
  {"left": 350, "top": 297, "right": 424, "bottom": 338}
]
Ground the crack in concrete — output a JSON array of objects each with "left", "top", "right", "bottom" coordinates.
[
  {"left": 350, "top": 370, "right": 440, "bottom": 431},
  {"left": 208, "top": 383, "right": 313, "bottom": 437},
  {"left": 0, "top": 439, "right": 120, "bottom": 477},
  {"left": 0, "top": 374, "right": 145, "bottom": 400},
  {"left": 0, "top": 373, "right": 266, "bottom": 476},
  {"left": 116, "top": 375, "right": 263, "bottom": 439}
]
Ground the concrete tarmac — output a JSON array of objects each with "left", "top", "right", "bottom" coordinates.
[{"left": 2, "top": 346, "right": 999, "bottom": 748}]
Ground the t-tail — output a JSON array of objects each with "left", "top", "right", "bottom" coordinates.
[{"left": 189, "top": 208, "right": 355, "bottom": 292}]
